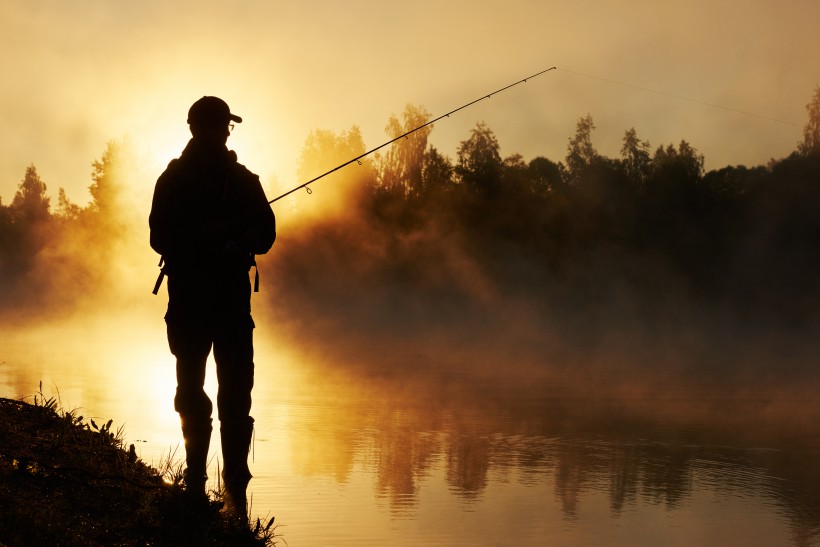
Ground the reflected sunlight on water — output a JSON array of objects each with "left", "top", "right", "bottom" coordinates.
[{"left": 2, "top": 314, "right": 820, "bottom": 546}]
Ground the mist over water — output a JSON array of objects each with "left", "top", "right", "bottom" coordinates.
[
  {"left": 261, "top": 163, "right": 820, "bottom": 441},
  {"left": 3, "top": 107, "right": 820, "bottom": 544}
]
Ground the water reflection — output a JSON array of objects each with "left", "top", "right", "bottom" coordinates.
[
  {"left": 251, "top": 358, "right": 820, "bottom": 544},
  {"left": 3, "top": 320, "right": 820, "bottom": 546}
]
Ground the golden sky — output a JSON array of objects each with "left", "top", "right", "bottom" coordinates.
[{"left": 1, "top": 0, "right": 817, "bottom": 205}]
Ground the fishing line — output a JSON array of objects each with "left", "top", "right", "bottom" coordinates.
[
  {"left": 556, "top": 67, "right": 801, "bottom": 127},
  {"left": 269, "top": 67, "right": 557, "bottom": 204}
]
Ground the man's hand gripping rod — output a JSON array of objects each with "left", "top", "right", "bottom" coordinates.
[{"left": 269, "top": 66, "right": 557, "bottom": 204}]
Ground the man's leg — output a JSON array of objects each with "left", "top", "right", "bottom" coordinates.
[
  {"left": 167, "top": 317, "right": 214, "bottom": 496},
  {"left": 213, "top": 315, "right": 255, "bottom": 519}
]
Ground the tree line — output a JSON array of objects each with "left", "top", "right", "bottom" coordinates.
[
  {"left": 2, "top": 88, "right": 819, "bottom": 340},
  {"left": 0, "top": 141, "right": 136, "bottom": 311},
  {"left": 273, "top": 86, "right": 820, "bottom": 356}
]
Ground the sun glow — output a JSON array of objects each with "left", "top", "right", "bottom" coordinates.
[
  {"left": 137, "top": 118, "right": 190, "bottom": 177},
  {"left": 136, "top": 112, "right": 291, "bottom": 202}
]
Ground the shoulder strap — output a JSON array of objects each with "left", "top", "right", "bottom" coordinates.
[
  {"left": 152, "top": 257, "right": 166, "bottom": 295},
  {"left": 251, "top": 255, "right": 260, "bottom": 293}
]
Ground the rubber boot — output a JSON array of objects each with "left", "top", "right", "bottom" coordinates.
[
  {"left": 181, "top": 418, "right": 213, "bottom": 498},
  {"left": 221, "top": 417, "right": 254, "bottom": 522}
]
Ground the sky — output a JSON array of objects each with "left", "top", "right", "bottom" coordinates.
[{"left": 1, "top": 0, "right": 818, "bottom": 206}]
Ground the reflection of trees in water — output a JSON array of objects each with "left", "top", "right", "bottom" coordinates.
[
  {"left": 552, "top": 442, "right": 589, "bottom": 518},
  {"left": 446, "top": 434, "right": 490, "bottom": 500},
  {"left": 636, "top": 445, "right": 692, "bottom": 509},
  {"left": 371, "top": 426, "right": 440, "bottom": 509},
  {"left": 285, "top": 396, "right": 820, "bottom": 537},
  {"left": 288, "top": 417, "right": 357, "bottom": 484},
  {"left": 607, "top": 444, "right": 640, "bottom": 515}
]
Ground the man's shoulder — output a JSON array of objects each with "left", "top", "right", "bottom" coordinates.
[
  {"left": 157, "top": 157, "right": 204, "bottom": 192},
  {"left": 157, "top": 157, "right": 186, "bottom": 181},
  {"left": 230, "top": 157, "right": 260, "bottom": 181}
]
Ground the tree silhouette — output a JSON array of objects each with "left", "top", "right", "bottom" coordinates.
[
  {"left": 455, "top": 122, "right": 502, "bottom": 196},
  {"left": 646, "top": 140, "right": 704, "bottom": 205},
  {"left": 87, "top": 140, "right": 135, "bottom": 227},
  {"left": 798, "top": 85, "right": 820, "bottom": 156},
  {"left": 526, "top": 156, "right": 563, "bottom": 196},
  {"left": 376, "top": 104, "right": 432, "bottom": 198},
  {"left": 420, "top": 145, "right": 454, "bottom": 199},
  {"left": 620, "top": 127, "right": 652, "bottom": 188},
  {"left": 295, "top": 126, "right": 375, "bottom": 219},
  {"left": 500, "top": 153, "right": 528, "bottom": 197},
  {"left": 11, "top": 165, "right": 50, "bottom": 224},
  {"left": 565, "top": 114, "right": 598, "bottom": 184},
  {"left": 55, "top": 188, "right": 82, "bottom": 221},
  {"left": 0, "top": 165, "right": 53, "bottom": 291}
]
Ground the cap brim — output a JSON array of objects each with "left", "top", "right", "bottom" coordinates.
[{"left": 230, "top": 114, "right": 243, "bottom": 123}]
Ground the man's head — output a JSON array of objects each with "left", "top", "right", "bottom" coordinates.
[{"left": 187, "top": 96, "right": 242, "bottom": 147}]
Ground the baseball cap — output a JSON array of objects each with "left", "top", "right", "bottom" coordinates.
[{"left": 187, "top": 96, "right": 243, "bottom": 125}]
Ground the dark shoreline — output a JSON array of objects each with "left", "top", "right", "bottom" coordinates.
[{"left": 0, "top": 396, "right": 275, "bottom": 546}]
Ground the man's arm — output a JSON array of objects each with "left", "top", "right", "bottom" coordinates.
[
  {"left": 150, "top": 162, "right": 217, "bottom": 261},
  {"left": 230, "top": 171, "right": 276, "bottom": 256},
  {"left": 149, "top": 171, "right": 174, "bottom": 257}
]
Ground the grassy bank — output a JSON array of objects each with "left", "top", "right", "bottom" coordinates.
[{"left": 0, "top": 390, "right": 277, "bottom": 546}]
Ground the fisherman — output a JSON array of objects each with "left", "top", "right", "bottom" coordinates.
[{"left": 149, "top": 96, "right": 276, "bottom": 521}]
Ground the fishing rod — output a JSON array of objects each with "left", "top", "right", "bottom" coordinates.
[{"left": 269, "top": 66, "right": 557, "bottom": 204}]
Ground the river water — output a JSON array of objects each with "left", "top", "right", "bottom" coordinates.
[{"left": 2, "top": 306, "right": 820, "bottom": 546}]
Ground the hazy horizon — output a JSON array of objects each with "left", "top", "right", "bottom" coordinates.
[{"left": 2, "top": 0, "right": 818, "bottom": 205}]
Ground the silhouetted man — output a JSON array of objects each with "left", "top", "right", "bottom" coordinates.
[{"left": 149, "top": 96, "right": 276, "bottom": 521}]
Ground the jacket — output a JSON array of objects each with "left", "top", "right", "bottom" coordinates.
[{"left": 150, "top": 139, "right": 276, "bottom": 278}]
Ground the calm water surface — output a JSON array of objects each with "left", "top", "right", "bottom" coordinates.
[{"left": 2, "top": 311, "right": 820, "bottom": 546}]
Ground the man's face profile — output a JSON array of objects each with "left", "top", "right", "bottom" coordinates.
[{"left": 190, "top": 121, "right": 231, "bottom": 147}]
